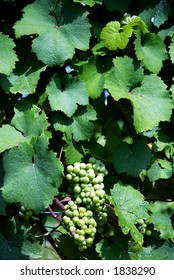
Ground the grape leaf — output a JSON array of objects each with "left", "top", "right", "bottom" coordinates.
[
  {"left": 0, "top": 218, "right": 42, "bottom": 260},
  {"left": 2, "top": 138, "right": 64, "bottom": 210},
  {"left": 78, "top": 57, "right": 104, "bottom": 99},
  {"left": 109, "top": 182, "right": 149, "bottom": 243},
  {"left": 149, "top": 202, "right": 174, "bottom": 239},
  {"left": 104, "top": 56, "right": 144, "bottom": 100},
  {"left": 135, "top": 32, "right": 167, "bottom": 74},
  {"left": 169, "top": 36, "right": 174, "bottom": 63},
  {"left": 100, "top": 21, "right": 133, "bottom": 51},
  {"left": 46, "top": 76, "right": 88, "bottom": 117},
  {"left": 129, "top": 240, "right": 174, "bottom": 260},
  {"left": 147, "top": 159, "right": 173, "bottom": 182},
  {"left": 105, "top": 57, "right": 173, "bottom": 132},
  {"left": 0, "top": 124, "right": 26, "bottom": 153},
  {"left": 11, "top": 105, "right": 49, "bottom": 139},
  {"left": 131, "top": 75, "right": 172, "bottom": 133},
  {"left": 53, "top": 105, "right": 97, "bottom": 141},
  {"left": 113, "top": 140, "right": 152, "bottom": 177},
  {"left": 64, "top": 141, "right": 85, "bottom": 164},
  {"left": 14, "top": 0, "right": 91, "bottom": 66},
  {"left": 139, "top": 0, "right": 170, "bottom": 28},
  {"left": 151, "top": 0, "right": 170, "bottom": 28},
  {"left": 0, "top": 54, "right": 46, "bottom": 94},
  {"left": 0, "top": 32, "right": 18, "bottom": 75}
]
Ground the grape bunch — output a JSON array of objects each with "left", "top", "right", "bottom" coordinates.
[
  {"left": 64, "top": 157, "right": 108, "bottom": 250},
  {"left": 19, "top": 205, "right": 33, "bottom": 220},
  {"left": 137, "top": 219, "right": 159, "bottom": 238},
  {"left": 63, "top": 200, "right": 97, "bottom": 251}
]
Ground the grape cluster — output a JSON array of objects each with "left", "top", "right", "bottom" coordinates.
[
  {"left": 63, "top": 201, "right": 97, "bottom": 251},
  {"left": 137, "top": 219, "right": 159, "bottom": 238},
  {"left": 64, "top": 157, "right": 108, "bottom": 250},
  {"left": 19, "top": 205, "right": 33, "bottom": 220}
]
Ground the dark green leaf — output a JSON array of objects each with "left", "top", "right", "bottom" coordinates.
[
  {"left": 2, "top": 138, "right": 64, "bottom": 210},
  {"left": 113, "top": 140, "right": 152, "bottom": 177}
]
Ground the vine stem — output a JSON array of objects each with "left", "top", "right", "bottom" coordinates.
[
  {"left": 48, "top": 205, "right": 62, "bottom": 221},
  {"left": 59, "top": 146, "right": 64, "bottom": 160}
]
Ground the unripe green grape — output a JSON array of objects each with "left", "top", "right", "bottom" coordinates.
[
  {"left": 93, "top": 196, "right": 100, "bottom": 204},
  {"left": 67, "top": 165, "right": 74, "bottom": 173},
  {"left": 86, "top": 210, "right": 93, "bottom": 217},
  {"left": 72, "top": 210, "right": 79, "bottom": 217},
  {"left": 73, "top": 176, "right": 80, "bottom": 183},
  {"left": 81, "top": 176, "right": 90, "bottom": 184},
  {"left": 85, "top": 163, "right": 92, "bottom": 169},
  {"left": 86, "top": 237, "right": 93, "bottom": 245},
  {"left": 69, "top": 226, "right": 76, "bottom": 233},
  {"left": 68, "top": 200, "right": 74, "bottom": 207},
  {"left": 74, "top": 233, "right": 80, "bottom": 240},
  {"left": 89, "top": 157, "right": 96, "bottom": 164},
  {"left": 65, "top": 209, "right": 73, "bottom": 217},
  {"left": 75, "top": 197, "right": 82, "bottom": 204},
  {"left": 66, "top": 174, "right": 72, "bottom": 180},
  {"left": 72, "top": 216, "right": 79, "bottom": 224},
  {"left": 80, "top": 192, "right": 86, "bottom": 198},
  {"left": 79, "top": 169, "right": 86, "bottom": 177},
  {"left": 80, "top": 162, "right": 86, "bottom": 169},
  {"left": 137, "top": 219, "right": 144, "bottom": 226},
  {"left": 74, "top": 185, "right": 81, "bottom": 194},
  {"left": 21, "top": 205, "right": 26, "bottom": 212},
  {"left": 145, "top": 229, "right": 152, "bottom": 236}
]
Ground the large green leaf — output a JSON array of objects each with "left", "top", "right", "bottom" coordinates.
[
  {"left": 139, "top": 0, "right": 170, "bottom": 28},
  {"left": 0, "top": 125, "right": 26, "bottom": 153},
  {"left": 135, "top": 32, "right": 167, "bottom": 74},
  {"left": 131, "top": 75, "right": 172, "bottom": 132},
  {"left": 11, "top": 105, "right": 49, "bottom": 139},
  {"left": 14, "top": 0, "right": 91, "bottom": 66},
  {"left": 113, "top": 140, "right": 152, "bottom": 177},
  {"left": 100, "top": 21, "right": 132, "bottom": 51},
  {"left": 0, "top": 54, "right": 46, "bottom": 94},
  {"left": 2, "top": 138, "right": 64, "bottom": 210},
  {"left": 149, "top": 202, "right": 174, "bottom": 239},
  {"left": 147, "top": 159, "right": 173, "bottom": 182},
  {"left": 0, "top": 33, "right": 18, "bottom": 75},
  {"left": 104, "top": 56, "right": 144, "bottom": 100},
  {"left": 53, "top": 105, "right": 97, "bottom": 141},
  {"left": 105, "top": 56, "right": 173, "bottom": 133},
  {"left": 64, "top": 140, "right": 85, "bottom": 164},
  {"left": 109, "top": 183, "right": 149, "bottom": 243},
  {"left": 46, "top": 76, "right": 88, "bottom": 117},
  {"left": 78, "top": 57, "right": 104, "bottom": 99}
]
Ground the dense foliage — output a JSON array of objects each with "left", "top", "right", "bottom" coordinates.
[{"left": 0, "top": 0, "right": 174, "bottom": 260}]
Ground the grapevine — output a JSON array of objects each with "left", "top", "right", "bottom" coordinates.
[
  {"left": 0, "top": 0, "right": 174, "bottom": 260},
  {"left": 63, "top": 157, "right": 108, "bottom": 251}
]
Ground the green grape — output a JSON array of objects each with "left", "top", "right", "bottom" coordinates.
[
  {"left": 64, "top": 158, "right": 108, "bottom": 250},
  {"left": 67, "top": 165, "right": 74, "bottom": 173},
  {"left": 74, "top": 185, "right": 81, "bottom": 194}
]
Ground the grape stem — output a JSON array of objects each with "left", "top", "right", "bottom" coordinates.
[
  {"left": 105, "top": 202, "right": 114, "bottom": 211},
  {"left": 54, "top": 197, "right": 65, "bottom": 210},
  {"left": 48, "top": 205, "right": 62, "bottom": 221}
]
